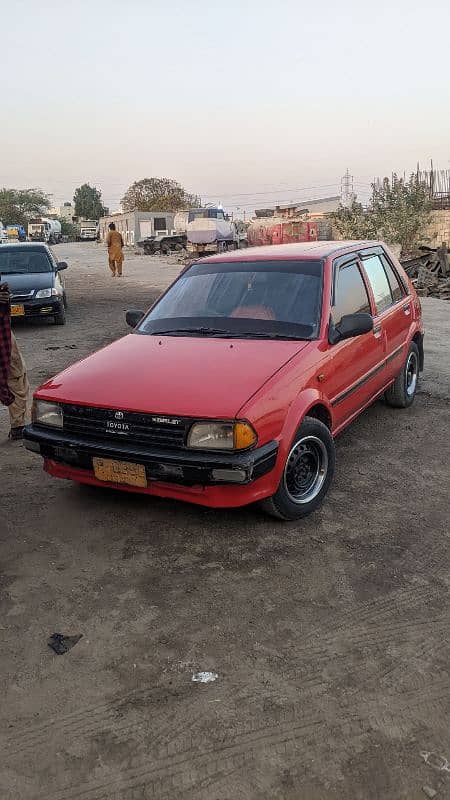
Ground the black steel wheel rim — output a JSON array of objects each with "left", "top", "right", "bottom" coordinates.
[{"left": 283, "top": 435, "right": 328, "bottom": 504}]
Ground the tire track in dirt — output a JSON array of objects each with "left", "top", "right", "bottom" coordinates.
[
  {"left": 3, "top": 583, "right": 447, "bottom": 761},
  {"left": 38, "top": 683, "right": 445, "bottom": 800}
]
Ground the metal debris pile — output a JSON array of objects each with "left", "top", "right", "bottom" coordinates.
[{"left": 402, "top": 244, "right": 450, "bottom": 300}]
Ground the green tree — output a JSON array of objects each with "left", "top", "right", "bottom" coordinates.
[
  {"left": 73, "top": 183, "right": 108, "bottom": 220},
  {"left": 59, "top": 218, "right": 78, "bottom": 240},
  {"left": 0, "top": 188, "right": 51, "bottom": 227},
  {"left": 370, "top": 175, "right": 432, "bottom": 255},
  {"left": 121, "top": 177, "right": 200, "bottom": 212},
  {"left": 330, "top": 174, "right": 432, "bottom": 256},
  {"left": 329, "top": 200, "right": 375, "bottom": 240}
]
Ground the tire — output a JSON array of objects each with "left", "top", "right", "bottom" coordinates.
[
  {"left": 54, "top": 305, "right": 66, "bottom": 325},
  {"left": 385, "top": 341, "right": 419, "bottom": 408},
  {"left": 261, "top": 416, "right": 335, "bottom": 521}
]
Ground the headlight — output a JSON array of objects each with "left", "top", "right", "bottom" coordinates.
[
  {"left": 187, "top": 421, "right": 257, "bottom": 450},
  {"left": 35, "top": 288, "right": 58, "bottom": 299},
  {"left": 32, "top": 400, "right": 63, "bottom": 428}
]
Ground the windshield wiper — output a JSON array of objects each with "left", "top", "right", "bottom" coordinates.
[
  {"left": 150, "top": 327, "right": 234, "bottom": 337},
  {"left": 150, "top": 327, "right": 309, "bottom": 340},
  {"left": 237, "top": 332, "right": 308, "bottom": 341}
]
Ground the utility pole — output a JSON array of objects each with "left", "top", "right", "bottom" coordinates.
[{"left": 340, "top": 169, "right": 355, "bottom": 208}]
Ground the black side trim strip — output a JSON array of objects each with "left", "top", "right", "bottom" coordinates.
[
  {"left": 331, "top": 345, "right": 404, "bottom": 407},
  {"left": 385, "top": 344, "right": 404, "bottom": 365},
  {"left": 332, "top": 363, "right": 385, "bottom": 406}
]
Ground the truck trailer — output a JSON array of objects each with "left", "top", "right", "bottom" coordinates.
[
  {"left": 247, "top": 217, "right": 318, "bottom": 248},
  {"left": 28, "top": 218, "right": 62, "bottom": 244}
]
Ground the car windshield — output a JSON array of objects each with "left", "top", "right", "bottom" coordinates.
[
  {"left": 138, "top": 259, "right": 323, "bottom": 340},
  {"left": 0, "top": 249, "right": 52, "bottom": 274}
]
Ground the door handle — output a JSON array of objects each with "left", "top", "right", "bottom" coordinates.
[
  {"left": 403, "top": 304, "right": 411, "bottom": 315},
  {"left": 373, "top": 324, "right": 382, "bottom": 338}
]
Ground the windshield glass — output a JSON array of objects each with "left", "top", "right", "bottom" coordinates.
[
  {"left": 188, "top": 209, "right": 224, "bottom": 222},
  {"left": 0, "top": 249, "right": 53, "bottom": 274},
  {"left": 138, "top": 259, "right": 323, "bottom": 340}
]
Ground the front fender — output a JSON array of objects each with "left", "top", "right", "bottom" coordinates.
[
  {"left": 241, "top": 386, "right": 334, "bottom": 492},
  {"left": 277, "top": 388, "right": 333, "bottom": 464}
]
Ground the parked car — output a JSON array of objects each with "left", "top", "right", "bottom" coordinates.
[
  {"left": 0, "top": 243, "right": 68, "bottom": 325},
  {"left": 24, "top": 241, "right": 423, "bottom": 519}
]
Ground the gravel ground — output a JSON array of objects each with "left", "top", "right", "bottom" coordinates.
[{"left": 1, "top": 242, "right": 449, "bottom": 800}]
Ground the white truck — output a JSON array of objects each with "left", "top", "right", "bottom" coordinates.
[
  {"left": 28, "top": 218, "right": 62, "bottom": 244},
  {"left": 186, "top": 207, "right": 238, "bottom": 257},
  {"left": 0, "top": 222, "right": 8, "bottom": 244},
  {"left": 78, "top": 220, "right": 98, "bottom": 241}
]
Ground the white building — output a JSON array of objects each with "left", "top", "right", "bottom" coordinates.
[{"left": 49, "top": 203, "right": 75, "bottom": 222}]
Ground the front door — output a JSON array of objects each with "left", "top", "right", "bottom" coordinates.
[{"left": 327, "top": 257, "right": 386, "bottom": 430}]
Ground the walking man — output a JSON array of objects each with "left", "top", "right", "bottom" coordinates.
[
  {"left": 106, "top": 222, "right": 124, "bottom": 277},
  {"left": 0, "top": 283, "right": 29, "bottom": 440}
]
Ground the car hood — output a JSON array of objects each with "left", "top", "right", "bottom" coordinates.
[
  {"left": 0, "top": 272, "right": 53, "bottom": 293},
  {"left": 37, "top": 333, "right": 309, "bottom": 418}
]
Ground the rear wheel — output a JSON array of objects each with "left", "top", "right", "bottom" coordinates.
[
  {"left": 262, "top": 417, "right": 335, "bottom": 521},
  {"left": 385, "top": 341, "right": 419, "bottom": 408}
]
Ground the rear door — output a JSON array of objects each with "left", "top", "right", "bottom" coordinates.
[
  {"left": 359, "top": 247, "right": 410, "bottom": 381},
  {"left": 328, "top": 255, "right": 386, "bottom": 428}
]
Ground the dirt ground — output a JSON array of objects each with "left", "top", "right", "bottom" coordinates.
[{"left": 1, "top": 242, "right": 449, "bottom": 800}]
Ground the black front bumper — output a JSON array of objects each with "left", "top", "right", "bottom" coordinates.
[
  {"left": 12, "top": 298, "right": 63, "bottom": 318},
  {"left": 23, "top": 425, "right": 278, "bottom": 486}
]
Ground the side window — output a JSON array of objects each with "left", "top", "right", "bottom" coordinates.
[
  {"left": 362, "top": 255, "right": 393, "bottom": 313},
  {"left": 333, "top": 262, "right": 371, "bottom": 324},
  {"left": 380, "top": 254, "right": 405, "bottom": 301}
]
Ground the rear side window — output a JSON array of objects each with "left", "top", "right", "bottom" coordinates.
[
  {"left": 361, "top": 255, "right": 393, "bottom": 313},
  {"left": 380, "top": 254, "right": 405, "bottom": 301},
  {"left": 333, "top": 262, "right": 371, "bottom": 324}
]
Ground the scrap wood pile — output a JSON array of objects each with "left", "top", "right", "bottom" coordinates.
[{"left": 401, "top": 243, "right": 450, "bottom": 300}]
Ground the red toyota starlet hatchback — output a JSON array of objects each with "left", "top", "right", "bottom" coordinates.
[{"left": 24, "top": 242, "right": 424, "bottom": 520}]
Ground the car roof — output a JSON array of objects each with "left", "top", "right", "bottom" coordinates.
[
  {"left": 0, "top": 242, "right": 50, "bottom": 252},
  {"left": 200, "top": 240, "right": 382, "bottom": 263}
]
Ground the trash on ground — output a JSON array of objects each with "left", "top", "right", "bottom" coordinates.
[
  {"left": 48, "top": 632, "right": 83, "bottom": 655},
  {"left": 403, "top": 243, "right": 450, "bottom": 300},
  {"left": 421, "top": 751, "right": 450, "bottom": 772},
  {"left": 192, "top": 671, "right": 218, "bottom": 683}
]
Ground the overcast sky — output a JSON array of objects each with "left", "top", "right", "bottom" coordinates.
[{"left": 1, "top": 0, "right": 449, "bottom": 214}]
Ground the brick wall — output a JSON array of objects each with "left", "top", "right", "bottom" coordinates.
[{"left": 425, "top": 210, "right": 450, "bottom": 247}]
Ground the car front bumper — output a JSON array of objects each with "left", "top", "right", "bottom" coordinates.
[
  {"left": 11, "top": 297, "right": 63, "bottom": 318},
  {"left": 23, "top": 425, "right": 279, "bottom": 507}
]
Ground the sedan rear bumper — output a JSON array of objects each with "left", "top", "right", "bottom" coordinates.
[{"left": 23, "top": 425, "right": 279, "bottom": 506}]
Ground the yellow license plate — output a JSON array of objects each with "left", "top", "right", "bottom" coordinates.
[
  {"left": 92, "top": 457, "right": 147, "bottom": 488},
  {"left": 11, "top": 304, "right": 25, "bottom": 317}
]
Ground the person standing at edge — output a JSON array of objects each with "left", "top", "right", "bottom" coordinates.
[
  {"left": 106, "top": 222, "right": 124, "bottom": 277},
  {"left": 0, "top": 283, "right": 29, "bottom": 440}
]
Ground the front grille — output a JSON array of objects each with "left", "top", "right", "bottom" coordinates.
[
  {"left": 11, "top": 291, "right": 35, "bottom": 301},
  {"left": 62, "top": 404, "right": 188, "bottom": 449}
]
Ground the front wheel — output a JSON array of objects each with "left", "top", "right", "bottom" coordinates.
[
  {"left": 54, "top": 305, "right": 66, "bottom": 325},
  {"left": 385, "top": 341, "right": 419, "bottom": 408},
  {"left": 261, "top": 417, "right": 335, "bottom": 521}
]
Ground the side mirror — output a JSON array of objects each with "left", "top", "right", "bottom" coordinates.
[
  {"left": 126, "top": 309, "right": 145, "bottom": 328},
  {"left": 329, "top": 312, "right": 373, "bottom": 344},
  {"left": 57, "top": 261, "right": 68, "bottom": 271}
]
